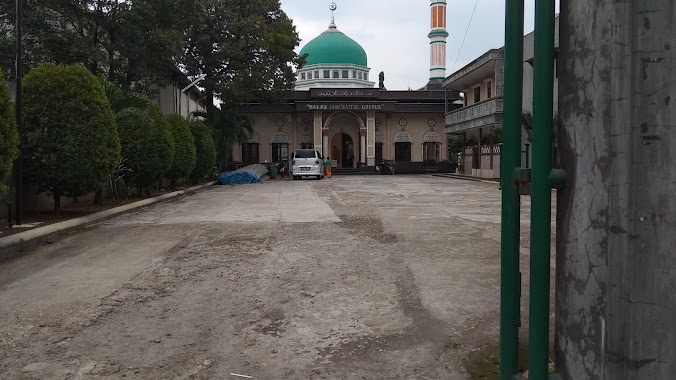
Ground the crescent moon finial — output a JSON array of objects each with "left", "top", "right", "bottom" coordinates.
[{"left": 329, "top": 2, "right": 337, "bottom": 11}]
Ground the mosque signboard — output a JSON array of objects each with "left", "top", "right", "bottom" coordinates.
[
  {"left": 296, "top": 101, "right": 397, "bottom": 112},
  {"left": 310, "top": 89, "right": 379, "bottom": 98}
]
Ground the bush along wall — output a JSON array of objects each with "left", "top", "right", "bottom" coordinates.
[
  {"left": 166, "top": 114, "right": 196, "bottom": 187},
  {"left": 0, "top": 69, "right": 19, "bottom": 195},
  {"left": 22, "top": 64, "right": 120, "bottom": 211},
  {"left": 190, "top": 121, "right": 217, "bottom": 183}
]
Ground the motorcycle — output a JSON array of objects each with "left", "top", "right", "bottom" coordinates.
[{"left": 377, "top": 160, "right": 394, "bottom": 175}]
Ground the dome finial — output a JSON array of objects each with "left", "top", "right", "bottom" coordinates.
[{"left": 329, "top": 2, "right": 337, "bottom": 29}]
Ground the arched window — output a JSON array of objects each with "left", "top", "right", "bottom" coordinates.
[
  {"left": 271, "top": 131, "right": 289, "bottom": 162},
  {"left": 422, "top": 131, "right": 441, "bottom": 163},
  {"left": 242, "top": 133, "right": 260, "bottom": 163},
  {"left": 394, "top": 131, "right": 412, "bottom": 162},
  {"left": 300, "top": 131, "right": 313, "bottom": 149}
]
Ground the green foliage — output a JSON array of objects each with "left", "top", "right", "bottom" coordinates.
[
  {"left": 166, "top": 114, "right": 197, "bottom": 181},
  {"left": 0, "top": 0, "right": 199, "bottom": 91},
  {"left": 447, "top": 135, "right": 464, "bottom": 163},
  {"left": 22, "top": 64, "right": 120, "bottom": 208},
  {"left": 0, "top": 69, "right": 19, "bottom": 194},
  {"left": 116, "top": 107, "right": 174, "bottom": 189},
  {"left": 99, "top": 77, "right": 151, "bottom": 113},
  {"left": 522, "top": 111, "right": 557, "bottom": 146},
  {"left": 196, "top": 108, "right": 253, "bottom": 166},
  {"left": 488, "top": 127, "right": 503, "bottom": 144},
  {"left": 190, "top": 121, "right": 217, "bottom": 182},
  {"left": 182, "top": 0, "right": 304, "bottom": 107}
]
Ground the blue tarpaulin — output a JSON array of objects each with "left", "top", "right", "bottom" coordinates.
[{"left": 217, "top": 171, "right": 262, "bottom": 185}]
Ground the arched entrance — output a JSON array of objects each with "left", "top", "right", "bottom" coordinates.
[{"left": 330, "top": 133, "right": 356, "bottom": 168}]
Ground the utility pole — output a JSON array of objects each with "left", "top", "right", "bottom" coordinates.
[
  {"left": 556, "top": 1, "right": 675, "bottom": 379},
  {"left": 14, "top": 0, "right": 23, "bottom": 225}
]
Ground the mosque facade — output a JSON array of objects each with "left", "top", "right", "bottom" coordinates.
[{"left": 236, "top": 1, "right": 460, "bottom": 172}]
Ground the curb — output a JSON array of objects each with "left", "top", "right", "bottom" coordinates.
[
  {"left": 432, "top": 173, "right": 499, "bottom": 182},
  {"left": 0, "top": 182, "right": 216, "bottom": 259}
]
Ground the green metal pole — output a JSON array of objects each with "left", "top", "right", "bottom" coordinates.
[
  {"left": 500, "top": 0, "right": 524, "bottom": 378},
  {"left": 528, "top": 0, "right": 555, "bottom": 378}
]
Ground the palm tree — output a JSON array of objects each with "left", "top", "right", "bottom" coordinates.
[{"left": 195, "top": 107, "right": 254, "bottom": 171}]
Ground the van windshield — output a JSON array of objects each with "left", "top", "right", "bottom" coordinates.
[{"left": 294, "top": 150, "right": 316, "bottom": 159}]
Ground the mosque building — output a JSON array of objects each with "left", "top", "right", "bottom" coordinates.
[{"left": 237, "top": 1, "right": 461, "bottom": 172}]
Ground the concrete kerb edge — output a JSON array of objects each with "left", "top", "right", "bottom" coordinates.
[{"left": 0, "top": 182, "right": 217, "bottom": 259}]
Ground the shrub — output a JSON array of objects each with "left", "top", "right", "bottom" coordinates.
[
  {"left": 166, "top": 114, "right": 196, "bottom": 184},
  {"left": 190, "top": 121, "right": 216, "bottom": 183},
  {"left": 116, "top": 107, "right": 174, "bottom": 191},
  {"left": 22, "top": 64, "right": 120, "bottom": 210},
  {"left": 0, "top": 69, "right": 19, "bottom": 195}
]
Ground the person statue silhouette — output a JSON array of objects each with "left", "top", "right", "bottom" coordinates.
[{"left": 379, "top": 71, "right": 386, "bottom": 90}]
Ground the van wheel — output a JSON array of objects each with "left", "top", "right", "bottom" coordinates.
[{"left": 293, "top": 176, "right": 298, "bottom": 181}]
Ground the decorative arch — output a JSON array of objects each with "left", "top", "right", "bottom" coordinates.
[
  {"left": 271, "top": 131, "right": 289, "bottom": 144},
  {"left": 246, "top": 133, "right": 260, "bottom": 144},
  {"left": 324, "top": 111, "right": 366, "bottom": 130},
  {"left": 300, "top": 131, "right": 312, "bottom": 144},
  {"left": 423, "top": 130, "right": 441, "bottom": 143},
  {"left": 375, "top": 130, "right": 384, "bottom": 144},
  {"left": 395, "top": 131, "right": 413, "bottom": 143}
]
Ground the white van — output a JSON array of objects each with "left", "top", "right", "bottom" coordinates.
[{"left": 291, "top": 149, "right": 325, "bottom": 180}]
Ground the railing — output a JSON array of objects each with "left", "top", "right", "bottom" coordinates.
[{"left": 445, "top": 97, "right": 504, "bottom": 126}]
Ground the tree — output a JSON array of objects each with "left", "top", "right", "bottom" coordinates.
[
  {"left": 447, "top": 135, "right": 464, "bottom": 163},
  {"left": 166, "top": 114, "right": 197, "bottom": 186},
  {"left": 488, "top": 127, "right": 503, "bottom": 144},
  {"left": 21, "top": 64, "right": 120, "bottom": 211},
  {"left": 182, "top": 0, "right": 304, "bottom": 109},
  {"left": 0, "top": 0, "right": 198, "bottom": 91},
  {"left": 196, "top": 108, "right": 253, "bottom": 169},
  {"left": 116, "top": 107, "right": 174, "bottom": 193},
  {"left": 0, "top": 69, "right": 19, "bottom": 194},
  {"left": 190, "top": 121, "right": 217, "bottom": 183}
]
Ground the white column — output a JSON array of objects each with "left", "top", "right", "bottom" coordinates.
[
  {"left": 360, "top": 134, "right": 366, "bottom": 165},
  {"left": 313, "top": 111, "right": 323, "bottom": 151},
  {"left": 323, "top": 134, "right": 329, "bottom": 158},
  {"left": 366, "top": 111, "right": 376, "bottom": 166}
]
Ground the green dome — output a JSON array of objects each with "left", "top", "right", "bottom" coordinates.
[{"left": 300, "top": 27, "right": 368, "bottom": 67}]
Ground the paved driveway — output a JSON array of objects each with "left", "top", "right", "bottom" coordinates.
[{"left": 0, "top": 176, "right": 540, "bottom": 379}]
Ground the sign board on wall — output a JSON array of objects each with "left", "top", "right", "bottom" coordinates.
[
  {"left": 296, "top": 102, "right": 397, "bottom": 112},
  {"left": 310, "top": 89, "right": 379, "bottom": 98}
]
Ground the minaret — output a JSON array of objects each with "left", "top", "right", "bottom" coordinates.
[{"left": 429, "top": 0, "right": 449, "bottom": 81}]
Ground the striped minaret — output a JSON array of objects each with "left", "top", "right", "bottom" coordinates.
[{"left": 429, "top": 0, "right": 449, "bottom": 80}]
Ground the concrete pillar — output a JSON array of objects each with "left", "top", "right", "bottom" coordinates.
[
  {"left": 360, "top": 132, "right": 366, "bottom": 165},
  {"left": 323, "top": 133, "right": 329, "bottom": 159},
  {"left": 313, "top": 111, "right": 323, "bottom": 152},
  {"left": 366, "top": 111, "right": 376, "bottom": 166},
  {"left": 556, "top": 1, "right": 675, "bottom": 379}
]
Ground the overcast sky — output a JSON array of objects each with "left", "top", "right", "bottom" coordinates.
[{"left": 279, "top": 0, "right": 560, "bottom": 90}]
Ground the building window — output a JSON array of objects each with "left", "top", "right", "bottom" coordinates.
[
  {"left": 364, "top": 72, "right": 368, "bottom": 81},
  {"left": 324, "top": 70, "right": 330, "bottom": 78},
  {"left": 464, "top": 94, "right": 468, "bottom": 106},
  {"left": 272, "top": 143, "right": 289, "bottom": 162},
  {"left": 301, "top": 73, "right": 306, "bottom": 80},
  {"left": 358, "top": 72, "right": 363, "bottom": 80},
  {"left": 315, "top": 70, "right": 320, "bottom": 79},
  {"left": 353, "top": 70, "right": 357, "bottom": 78},
  {"left": 487, "top": 81, "right": 492, "bottom": 98},
  {"left": 423, "top": 142, "right": 440, "bottom": 163},
  {"left": 342, "top": 70, "right": 349, "bottom": 78},
  {"left": 395, "top": 142, "right": 412, "bottom": 162},
  {"left": 308, "top": 72, "right": 313, "bottom": 80},
  {"left": 474, "top": 86, "right": 481, "bottom": 103},
  {"left": 300, "top": 143, "right": 313, "bottom": 149},
  {"left": 333, "top": 70, "right": 340, "bottom": 78},
  {"left": 242, "top": 143, "right": 259, "bottom": 163}
]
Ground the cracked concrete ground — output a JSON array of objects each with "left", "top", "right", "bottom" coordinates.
[{"left": 0, "top": 176, "right": 549, "bottom": 379}]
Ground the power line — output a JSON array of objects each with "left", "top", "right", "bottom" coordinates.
[{"left": 451, "top": 0, "right": 480, "bottom": 73}]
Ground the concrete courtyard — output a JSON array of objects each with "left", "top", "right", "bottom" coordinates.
[{"left": 0, "top": 176, "right": 539, "bottom": 379}]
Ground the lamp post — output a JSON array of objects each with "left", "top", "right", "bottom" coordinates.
[
  {"left": 14, "top": 0, "right": 23, "bottom": 225},
  {"left": 178, "top": 74, "right": 206, "bottom": 118}
]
